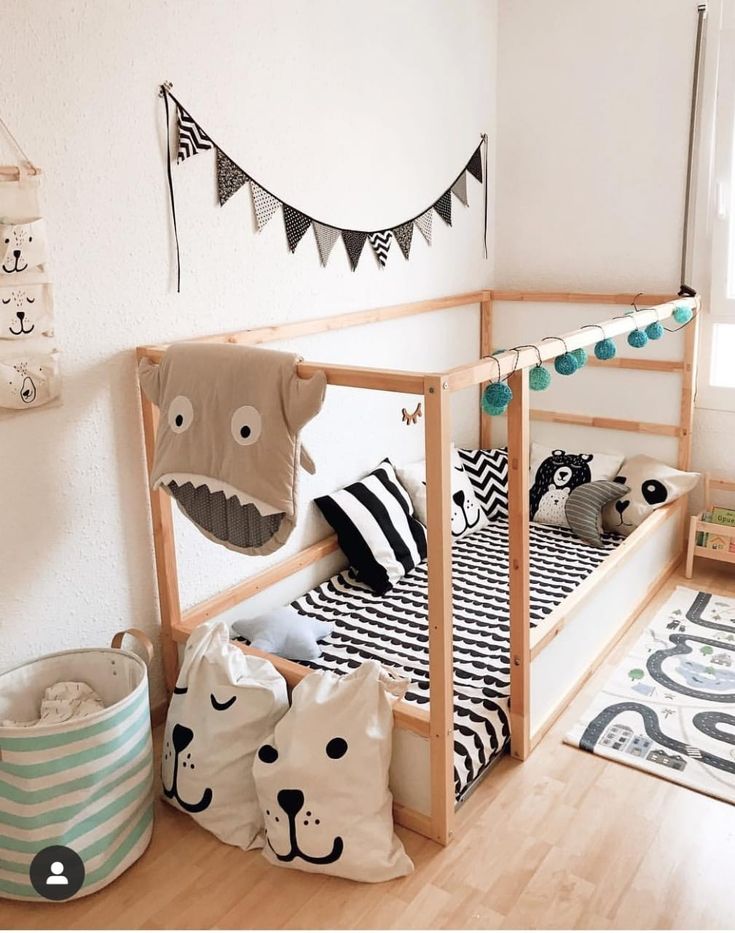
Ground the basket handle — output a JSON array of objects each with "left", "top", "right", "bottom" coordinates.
[{"left": 111, "top": 628, "right": 154, "bottom": 666}]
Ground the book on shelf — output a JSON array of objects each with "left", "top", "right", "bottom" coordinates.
[{"left": 711, "top": 506, "right": 735, "bottom": 527}]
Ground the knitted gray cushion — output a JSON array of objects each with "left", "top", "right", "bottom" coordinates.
[{"left": 564, "top": 480, "right": 630, "bottom": 547}]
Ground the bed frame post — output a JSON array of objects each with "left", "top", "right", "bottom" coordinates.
[
  {"left": 424, "top": 373, "right": 455, "bottom": 846},
  {"left": 479, "top": 294, "right": 493, "bottom": 448},
  {"left": 678, "top": 306, "right": 700, "bottom": 471},
  {"left": 139, "top": 383, "right": 182, "bottom": 693},
  {"left": 506, "top": 368, "right": 531, "bottom": 760}
]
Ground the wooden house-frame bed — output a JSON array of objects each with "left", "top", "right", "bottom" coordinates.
[{"left": 136, "top": 288, "right": 699, "bottom": 848}]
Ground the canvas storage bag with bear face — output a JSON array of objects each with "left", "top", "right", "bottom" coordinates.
[
  {"left": 0, "top": 283, "right": 53, "bottom": 340},
  {"left": 252, "top": 660, "right": 414, "bottom": 883},
  {"left": 161, "top": 620, "right": 289, "bottom": 850}
]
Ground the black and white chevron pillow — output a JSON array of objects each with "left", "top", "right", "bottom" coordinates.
[
  {"left": 457, "top": 448, "right": 508, "bottom": 520},
  {"left": 314, "top": 460, "right": 427, "bottom": 596}
]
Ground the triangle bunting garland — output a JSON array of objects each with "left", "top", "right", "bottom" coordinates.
[
  {"left": 165, "top": 89, "right": 486, "bottom": 281},
  {"left": 434, "top": 190, "right": 452, "bottom": 226},
  {"left": 368, "top": 231, "right": 392, "bottom": 268},
  {"left": 466, "top": 144, "right": 483, "bottom": 183},
  {"left": 313, "top": 222, "right": 340, "bottom": 266},
  {"left": 342, "top": 230, "right": 368, "bottom": 271},
  {"left": 283, "top": 205, "right": 311, "bottom": 252},
  {"left": 250, "top": 182, "right": 281, "bottom": 231},
  {"left": 216, "top": 149, "right": 249, "bottom": 206},
  {"left": 451, "top": 172, "right": 468, "bottom": 206},
  {"left": 415, "top": 209, "right": 433, "bottom": 246},
  {"left": 392, "top": 222, "right": 413, "bottom": 260},
  {"left": 177, "top": 107, "right": 213, "bottom": 163}
]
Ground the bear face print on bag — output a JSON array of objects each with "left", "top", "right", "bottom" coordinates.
[
  {"left": 0, "top": 219, "right": 47, "bottom": 275},
  {"left": 0, "top": 284, "right": 53, "bottom": 339}
]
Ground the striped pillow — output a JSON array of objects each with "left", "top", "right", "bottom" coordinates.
[
  {"left": 315, "top": 460, "right": 427, "bottom": 595},
  {"left": 565, "top": 480, "right": 630, "bottom": 547}
]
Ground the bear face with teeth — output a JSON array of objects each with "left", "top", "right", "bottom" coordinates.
[
  {"left": 139, "top": 343, "right": 326, "bottom": 556},
  {"left": 0, "top": 220, "right": 47, "bottom": 275}
]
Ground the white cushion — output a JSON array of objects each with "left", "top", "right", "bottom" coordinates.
[
  {"left": 602, "top": 455, "right": 700, "bottom": 536},
  {"left": 396, "top": 446, "right": 489, "bottom": 540}
]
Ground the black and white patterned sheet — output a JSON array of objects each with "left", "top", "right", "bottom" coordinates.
[{"left": 290, "top": 519, "right": 623, "bottom": 800}]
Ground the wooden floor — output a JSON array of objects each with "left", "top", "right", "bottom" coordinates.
[{"left": 4, "top": 562, "right": 735, "bottom": 930}]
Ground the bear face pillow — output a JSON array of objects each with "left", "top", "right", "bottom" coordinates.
[
  {"left": 602, "top": 455, "right": 700, "bottom": 536},
  {"left": 396, "top": 446, "right": 489, "bottom": 541},
  {"left": 529, "top": 443, "right": 624, "bottom": 528}
]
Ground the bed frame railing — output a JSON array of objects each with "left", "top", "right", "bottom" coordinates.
[{"left": 136, "top": 288, "right": 699, "bottom": 847}]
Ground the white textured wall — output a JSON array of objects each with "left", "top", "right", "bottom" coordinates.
[
  {"left": 1, "top": 0, "right": 497, "bottom": 703},
  {"left": 495, "top": 0, "right": 733, "bottom": 489}
]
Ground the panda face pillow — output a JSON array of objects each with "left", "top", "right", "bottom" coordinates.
[
  {"left": 602, "top": 455, "right": 700, "bottom": 536},
  {"left": 529, "top": 443, "right": 624, "bottom": 528}
]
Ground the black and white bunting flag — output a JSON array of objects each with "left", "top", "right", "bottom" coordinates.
[
  {"left": 177, "top": 107, "right": 213, "bottom": 163},
  {"left": 434, "top": 190, "right": 452, "bottom": 226},
  {"left": 313, "top": 222, "right": 340, "bottom": 266},
  {"left": 466, "top": 145, "right": 483, "bottom": 183},
  {"left": 368, "top": 231, "right": 392, "bottom": 268},
  {"left": 217, "top": 149, "right": 249, "bottom": 206},
  {"left": 392, "top": 222, "right": 413, "bottom": 260},
  {"left": 415, "top": 209, "right": 433, "bottom": 246},
  {"left": 342, "top": 230, "right": 368, "bottom": 271},
  {"left": 163, "top": 86, "right": 487, "bottom": 281},
  {"left": 283, "top": 205, "right": 311, "bottom": 252},
  {"left": 451, "top": 172, "right": 468, "bottom": 206}
]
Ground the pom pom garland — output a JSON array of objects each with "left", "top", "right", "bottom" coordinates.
[
  {"left": 554, "top": 353, "right": 578, "bottom": 376},
  {"left": 627, "top": 328, "right": 648, "bottom": 349},
  {"left": 529, "top": 364, "right": 552, "bottom": 391},
  {"left": 571, "top": 347, "right": 588, "bottom": 368},
  {"left": 594, "top": 338, "right": 616, "bottom": 360},
  {"left": 645, "top": 321, "right": 664, "bottom": 340},
  {"left": 482, "top": 381, "right": 513, "bottom": 415},
  {"left": 673, "top": 304, "right": 693, "bottom": 325}
]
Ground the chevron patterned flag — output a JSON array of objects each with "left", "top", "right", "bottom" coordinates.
[
  {"left": 457, "top": 447, "right": 508, "bottom": 520},
  {"left": 176, "top": 107, "right": 213, "bottom": 163},
  {"left": 368, "top": 231, "right": 392, "bottom": 268}
]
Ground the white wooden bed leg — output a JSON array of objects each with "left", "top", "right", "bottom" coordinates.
[
  {"left": 424, "top": 374, "right": 455, "bottom": 845},
  {"left": 507, "top": 369, "right": 531, "bottom": 760}
]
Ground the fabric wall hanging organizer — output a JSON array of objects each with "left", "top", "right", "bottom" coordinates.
[
  {"left": 0, "top": 113, "right": 60, "bottom": 414},
  {"left": 159, "top": 82, "right": 488, "bottom": 291}
]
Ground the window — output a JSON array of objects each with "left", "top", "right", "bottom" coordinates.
[{"left": 701, "top": 17, "right": 735, "bottom": 410}]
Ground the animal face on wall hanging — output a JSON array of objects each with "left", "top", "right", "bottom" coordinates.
[
  {"left": 0, "top": 351, "right": 60, "bottom": 409},
  {"left": 139, "top": 343, "right": 326, "bottom": 556},
  {"left": 0, "top": 284, "right": 53, "bottom": 339},
  {"left": 0, "top": 220, "right": 47, "bottom": 275}
]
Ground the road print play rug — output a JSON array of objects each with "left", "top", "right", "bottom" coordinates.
[{"left": 565, "top": 587, "right": 735, "bottom": 803}]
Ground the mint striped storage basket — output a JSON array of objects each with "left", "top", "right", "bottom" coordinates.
[{"left": 0, "top": 630, "right": 154, "bottom": 900}]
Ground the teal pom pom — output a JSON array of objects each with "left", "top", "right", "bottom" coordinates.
[
  {"left": 628, "top": 329, "right": 648, "bottom": 349},
  {"left": 645, "top": 321, "right": 664, "bottom": 340},
  {"left": 529, "top": 365, "right": 551, "bottom": 391},
  {"left": 554, "top": 353, "right": 578, "bottom": 376},
  {"left": 571, "top": 347, "right": 588, "bottom": 368},
  {"left": 594, "top": 338, "right": 616, "bottom": 360},
  {"left": 673, "top": 304, "right": 693, "bottom": 325},
  {"left": 482, "top": 381, "right": 513, "bottom": 415}
]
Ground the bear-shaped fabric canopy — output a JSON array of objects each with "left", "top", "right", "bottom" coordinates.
[{"left": 139, "top": 343, "right": 326, "bottom": 556}]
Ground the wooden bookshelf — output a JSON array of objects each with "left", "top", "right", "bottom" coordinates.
[{"left": 685, "top": 473, "right": 735, "bottom": 578}]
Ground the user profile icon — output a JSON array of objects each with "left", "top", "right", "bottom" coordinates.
[{"left": 29, "top": 845, "right": 85, "bottom": 900}]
